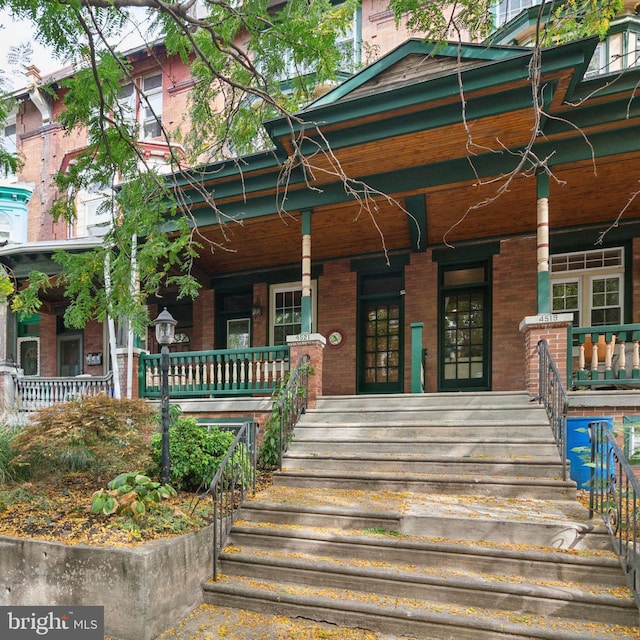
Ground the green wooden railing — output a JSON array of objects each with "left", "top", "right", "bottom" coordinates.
[
  {"left": 140, "top": 346, "right": 290, "bottom": 398},
  {"left": 569, "top": 324, "right": 640, "bottom": 387}
]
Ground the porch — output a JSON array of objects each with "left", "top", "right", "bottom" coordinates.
[{"left": 4, "top": 320, "right": 640, "bottom": 423}]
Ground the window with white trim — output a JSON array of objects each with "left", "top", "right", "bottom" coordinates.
[
  {"left": 270, "top": 282, "right": 316, "bottom": 345},
  {"left": 2, "top": 118, "right": 16, "bottom": 180},
  {"left": 116, "top": 73, "right": 163, "bottom": 140},
  {"left": 551, "top": 247, "right": 624, "bottom": 327},
  {"left": 493, "top": 0, "right": 540, "bottom": 28}
]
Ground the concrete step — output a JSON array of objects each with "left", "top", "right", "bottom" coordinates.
[
  {"left": 298, "top": 410, "right": 550, "bottom": 427},
  {"left": 289, "top": 440, "right": 560, "bottom": 456},
  {"left": 281, "top": 452, "right": 565, "bottom": 478},
  {"left": 216, "top": 547, "right": 637, "bottom": 627},
  {"left": 273, "top": 469, "right": 577, "bottom": 500},
  {"left": 228, "top": 522, "right": 625, "bottom": 586},
  {"left": 237, "top": 488, "right": 608, "bottom": 550},
  {"left": 314, "top": 391, "right": 537, "bottom": 411},
  {"left": 203, "top": 575, "right": 638, "bottom": 640}
]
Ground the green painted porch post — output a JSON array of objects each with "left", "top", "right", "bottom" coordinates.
[
  {"left": 301, "top": 209, "right": 312, "bottom": 334},
  {"left": 537, "top": 173, "right": 551, "bottom": 314},
  {"left": 411, "top": 322, "right": 424, "bottom": 393}
]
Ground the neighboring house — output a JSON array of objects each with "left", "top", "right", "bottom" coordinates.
[{"left": 0, "top": 3, "right": 639, "bottom": 440}]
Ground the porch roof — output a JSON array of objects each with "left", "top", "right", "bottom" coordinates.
[{"left": 173, "top": 36, "right": 640, "bottom": 278}]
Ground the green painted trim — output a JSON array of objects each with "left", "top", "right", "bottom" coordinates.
[
  {"left": 350, "top": 253, "right": 410, "bottom": 273},
  {"left": 432, "top": 242, "right": 500, "bottom": 264},
  {"left": 309, "top": 38, "right": 527, "bottom": 108},
  {"left": 301, "top": 295, "right": 312, "bottom": 333},
  {"left": 536, "top": 172, "right": 549, "bottom": 199},
  {"left": 211, "top": 264, "right": 324, "bottom": 290},
  {"left": 405, "top": 195, "right": 427, "bottom": 252},
  {"left": 301, "top": 209, "right": 312, "bottom": 235},
  {"left": 410, "top": 322, "right": 424, "bottom": 393},
  {"left": 537, "top": 270, "right": 551, "bottom": 314},
  {"left": 0, "top": 185, "right": 32, "bottom": 203}
]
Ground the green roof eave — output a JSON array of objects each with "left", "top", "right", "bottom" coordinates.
[
  {"left": 170, "top": 147, "right": 284, "bottom": 192},
  {"left": 307, "top": 38, "right": 529, "bottom": 108},
  {"left": 264, "top": 38, "right": 596, "bottom": 144}
]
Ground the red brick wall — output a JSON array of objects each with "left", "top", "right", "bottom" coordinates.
[
  {"left": 492, "top": 236, "right": 538, "bottom": 391},
  {"left": 83, "top": 319, "right": 104, "bottom": 376},
  {"left": 38, "top": 313, "right": 57, "bottom": 377},
  {"left": 192, "top": 289, "right": 214, "bottom": 351},
  {"left": 318, "top": 260, "right": 357, "bottom": 395},
  {"left": 404, "top": 251, "right": 438, "bottom": 392}
]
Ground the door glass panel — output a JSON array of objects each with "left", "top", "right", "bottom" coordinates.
[
  {"left": 227, "top": 319, "right": 250, "bottom": 350},
  {"left": 443, "top": 292, "right": 485, "bottom": 382},
  {"left": 363, "top": 301, "right": 401, "bottom": 386},
  {"left": 59, "top": 335, "right": 82, "bottom": 377}
]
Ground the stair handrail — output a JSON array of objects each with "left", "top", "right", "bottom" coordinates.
[
  {"left": 209, "top": 419, "right": 258, "bottom": 580},
  {"left": 537, "top": 339, "right": 568, "bottom": 481},
  {"left": 275, "top": 354, "right": 311, "bottom": 470},
  {"left": 588, "top": 419, "right": 640, "bottom": 611}
]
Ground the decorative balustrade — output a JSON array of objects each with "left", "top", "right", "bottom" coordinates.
[
  {"left": 140, "top": 346, "right": 290, "bottom": 398},
  {"left": 13, "top": 373, "right": 115, "bottom": 412},
  {"left": 570, "top": 324, "right": 640, "bottom": 387}
]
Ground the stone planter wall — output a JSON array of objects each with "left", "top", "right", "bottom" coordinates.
[{"left": 0, "top": 525, "right": 213, "bottom": 640}]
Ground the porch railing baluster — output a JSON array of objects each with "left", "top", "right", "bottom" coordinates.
[{"left": 140, "top": 346, "right": 290, "bottom": 398}]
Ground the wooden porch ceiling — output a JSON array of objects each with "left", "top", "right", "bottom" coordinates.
[{"left": 192, "top": 149, "right": 640, "bottom": 277}]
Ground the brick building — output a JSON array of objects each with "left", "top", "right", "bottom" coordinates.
[{"left": 1, "top": 1, "right": 640, "bottom": 431}]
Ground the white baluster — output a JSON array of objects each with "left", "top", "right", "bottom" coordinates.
[
  {"left": 604, "top": 335, "right": 615, "bottom": 376},
  {"left": 618, "top": 340, "right": 627, "bottom": 378}
]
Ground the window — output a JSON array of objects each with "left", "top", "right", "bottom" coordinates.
[
  {"left": 585, "top": 41, "right": 608, "bottom": 78},
  {"left": 493, "top": 0, "right": 541, "bottom": 27},
  {"left": 116, "top": 73, "right": 163, "bottom": 140},
  {"left": 141, "top": 74, "right": 163, "bottom": 139},
  {"left": 17, "top": 337, "right": 39, "bottom": 376},
  {"left": 2, "top": 120, "right": 16, "bottom": 180},
  {"left": 270, "top": 282, "right": 316, "bottom": 345},
  {"left": 551, "top": 248, "right": 624, "bottom": 327}
]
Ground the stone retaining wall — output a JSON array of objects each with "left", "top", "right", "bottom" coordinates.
[{"left": 0, "top": 525, "right": 213, "bottom": 640}]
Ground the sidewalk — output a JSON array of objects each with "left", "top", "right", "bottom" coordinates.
[{"left": 154, "top": 604, "right": 414, "bottom": 640}]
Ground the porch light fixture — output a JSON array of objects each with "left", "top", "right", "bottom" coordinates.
[
  {"left": 154, "top": 307, "right": 177, "bottom": 346},
  {"left": 252, "top": 300, "right": 262, "bottom": 319},
  {"left": 153, "top": 307, "right": 177, "bottom": 484}
]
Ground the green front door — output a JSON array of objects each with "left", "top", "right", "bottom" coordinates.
[
  {"left": 439, "top": 263, "right": 491, "bottom": 391},
  {"left": 358, "top": 273, "right": 403, "bottom": 394}
]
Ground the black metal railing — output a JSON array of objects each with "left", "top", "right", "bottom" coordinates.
[
  {"left": 275, "top": 354, "right": 310, "bottom": 470},
  {"left": 588, "top": 420, "right": 640, "bottom": 610},
  {"left": 210, "top": 419, "right": 257, "bottom": 580},
  {"left": 537, "top": 339, "right": 568, "bottom": 481}
]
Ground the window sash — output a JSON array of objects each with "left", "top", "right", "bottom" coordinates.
[{"left": 270, "top": 282, "right": 316, "bottom": 345}]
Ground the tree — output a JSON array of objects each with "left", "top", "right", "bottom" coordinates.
[{"left": 0, "top": 0, "right": 624, "bottom": 336}]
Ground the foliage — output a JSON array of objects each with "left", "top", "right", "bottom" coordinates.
[
  {"left": 258, "top": 362, "right": 313, "bottom": 471},
  {"left": 0, "top": 427, "right": 18, "bottom": 486},
  {"left": 0, "top": 0, "right": 625, "bottom": 329},
  {"left": 91, "top": 471, "right": 176, "bottom": 517},
  {"left": 150, "top": 410, "right": 235, "bottom": 491},
  {"left": 10, "top": 395, "right": 155, "bottom": 483}
]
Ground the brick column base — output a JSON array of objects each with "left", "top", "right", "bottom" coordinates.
[
  {"left": 519, "top": 313, "right": 573, "bottom": 399},
  {"left": 116, "top": 348, "right": 145, "bottom": 399},
  {"left": 286, "top": 333, "right": 326, "bottom": 409}
]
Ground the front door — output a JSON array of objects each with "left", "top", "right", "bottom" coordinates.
[
  {"left": 358, "top": 272, "right": 403, "bottom": 394},
  {"left": 439, "top": 263, "right": 491, "bottom": 391}
]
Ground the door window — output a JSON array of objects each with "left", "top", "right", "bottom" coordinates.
[{"left": 58, "top": 334, "right": 83, "bottom": 377}]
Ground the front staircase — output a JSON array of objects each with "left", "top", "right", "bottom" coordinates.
[{"left": 203, "top": 392, "right": 640, "bottom": 639}]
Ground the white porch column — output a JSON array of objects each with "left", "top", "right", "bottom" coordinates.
[
  {"left": 537, "top": 172, "right": 551, "bottom": 314},
  {"left": 301, "top": 209, "right": 312, "bottom": 334}
]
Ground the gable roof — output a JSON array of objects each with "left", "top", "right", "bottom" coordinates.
[{"left": 309, "top": 39, "right": 531, "bottom": 107}]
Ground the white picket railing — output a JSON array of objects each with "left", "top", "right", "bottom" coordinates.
[{"left": 13, "top": 373, "right": 115, "bottom": 412}]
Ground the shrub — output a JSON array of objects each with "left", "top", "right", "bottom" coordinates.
[
  {"left": 150, "top": 412, "right": 235, "bottom": 491},
  {"left": 0, "top": 427, "right": 18, "bottom": 486},
  {"left": 10, "top": 395, "right": 156, "bottom": 483},
  {"left": 91, "top": 471, "right": 176, "bottom": 517}
]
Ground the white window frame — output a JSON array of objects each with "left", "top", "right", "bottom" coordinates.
[
  {"left": 141, "top": 73, "right": 163, "bottom": 139},
  {"left": 588, "top": 273, "right": 623, "bottom": 326},
  {"left": 269, "top": 281, "right": 317, "bottom": 346},
  {"left": 2, "top": 115, "right": 17, "bottom": 181},
  {"left": 550, "top": 247, "right": 624, "bottom": 328},
  {"left": 551, "top": 277, "right": 581, "bottom": 325}
]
